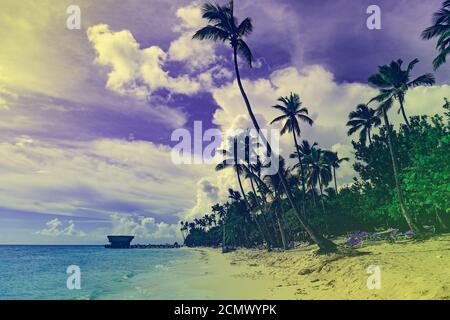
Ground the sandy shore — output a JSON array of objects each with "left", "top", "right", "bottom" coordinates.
[{"left": 186, "top": 234, "right": 450, "bottom": 300}]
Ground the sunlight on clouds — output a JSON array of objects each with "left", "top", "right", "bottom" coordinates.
[
  {"left": 87, "top": 24, "right": 200, "bottom": 98},
  {"left": 169, "top": 4, "right": 217, "bottom": 71},
  {"left": 110, "top": 213, "right": 181, "bottom": 242}
]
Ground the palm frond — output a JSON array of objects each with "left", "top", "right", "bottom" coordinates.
[
  {"left": 193, "top": 25, "right": 229, "bottom": 42},
  {"left": 237, "top": 17, "right": 253, "bottom": 37},
  {"left": 236, "top": 39, "right": 253, "bottom": 67},
  {"left": 408, "top": 73, "right": 436, "bottom": 87}
]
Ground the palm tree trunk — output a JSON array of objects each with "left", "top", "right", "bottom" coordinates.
[
  {"left": 275, "top": 210, "right": 287, "bottom": 250},
  {"left": 368, "top": 128, "right": 372, "bottom": 144},
  {"left": 382, "top": 107, "right": 422, "bottom": 235},
  {"left": 399, "top": 100, "right": 410, "bottom": 128},
  {"left": 333, "top": 166, "right": 338, "bottom": 193},
  {"left": 248, "top": 175, "right": 272, "bottom": 248},
  {"left": 237, "top": 168, "right": 268, "bottom": 246},
  {"left": 292, "top": 131, "right": 307, "bottom": 219},
  {"left": 318, "top": 177, "right": 326, "bottom": 215},
  {"left": 236, "top": 168, "right": 247, "bottom": 204},
  {"left": 222, "top": 220, "right": 226, "bottom": 252},
  {"left": 232, "top": 46, "right": 337, "bottom": 253},
  {"left": 318, "top": 176, "right": 329, "bottom": 234}
]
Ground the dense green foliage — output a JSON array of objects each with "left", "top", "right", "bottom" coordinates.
[{"left": 183, "top": 110, "right": 449, "bottom": 248}]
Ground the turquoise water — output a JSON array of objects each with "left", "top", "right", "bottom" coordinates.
[{"left": 0, "top": 246, "right": 210, "bottom": 300}]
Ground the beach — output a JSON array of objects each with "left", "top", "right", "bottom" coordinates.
[{"left": 189, "top": 234, "right": 450, "bottom": 300}]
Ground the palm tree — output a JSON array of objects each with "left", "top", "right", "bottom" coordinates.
[
  {"left": 216, "top": 136, "right": 249, "bottom": 205},
  {"left": 304, "top": 148, "right": 332, "bottom": 216},
  {"left": 271, "top": 92, "right": 313, "bottom": 219},
  {"left": 263, "top": 158, "right": 290, "bottom": 249},
  {"left": 217, "top": 135, "right": 269, "bottom": 246},
  {"left": 368, "top": 59, "right": 435, "bottom": 127},
  {"left": 422, "top": 0, "right": 450, "bottom": 70},
  {"left": 194, "top": 0, "right": 337, "bottom": 252},
  {"left": 368, "top": 95, "right": 424, "bottom": 235},
  {"left": 212, "top": 203, "right": 227, "bottom": 250},
  {"left": 347, "top": 104, "right": 381, "bottom": 145},
  {"left": 323, "top": 151, "right": 349, "bottom": 193}
]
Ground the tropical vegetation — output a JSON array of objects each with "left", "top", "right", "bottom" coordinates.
[{"left": 181, "top": 0, "right": 450, "bottom": 252}]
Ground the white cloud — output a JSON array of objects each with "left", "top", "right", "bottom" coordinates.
[
  {"left": 110, "top": 213, "right": 181, "bottom": 243},
  {"left": 36, "top": 218, "right": 86, "bottom": 237},
  {"left": 0, "top": 137, "right": 212, "bottom": 220},
  {"left": 168, "top": 4, "right": 217, "bottom": 71},
  {"left": 208, "top": 65, "right": 450, "bottom": 188},
  {"left": 87, "top": 24, "right": 200, "bottom": 98}
]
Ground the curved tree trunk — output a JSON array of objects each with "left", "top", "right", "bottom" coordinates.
[
  {"left": 368, "top": 128, "right": 372, "bottom": 145},
  {"left": 382, "top": 107, "right": 423, "bottom": 235},
  {"left": 232, "top": 46, "right": 337, "bottom": 253},
  {"left": 399, "top": 100, "right": 410, "bottom": 128},
  {"left": 292, "top": 131, "right": 307, "bottom": 219},
  {"left": 333, "top": 166, "right": 338, "bottom": 193}
]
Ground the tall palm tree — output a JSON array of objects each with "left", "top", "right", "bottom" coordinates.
[
  {"left": 422, "top": 0, "right": 450, "bottom": 70},
  {"left": 347, "top": 104, "right": 381, "bottom": 145},
  {"left": 368, "top": 59, "right": 435, "bottom": 127},
  {"left": 194, "top": 0, "right": 337, "bottom": 252},
  {"left": 323, "top": 151, "right": 349, "bottom": 193},
  {"left": 270, "top": 92, "right": 313, "bottom": 219},
  {"left": 216, "top": 136, "right": 248, "bottom": 205},
  {"left": 368, "top": 94, "right": 424, "bottom": 235}
]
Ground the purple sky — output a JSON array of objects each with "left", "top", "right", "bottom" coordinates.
[{"left": 0, "top": 0, "right": 448, "bottom": 244}]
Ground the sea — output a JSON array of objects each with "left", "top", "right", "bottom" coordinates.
[{"left": 0, "top": 245, "right": 212, "bottom": 300}]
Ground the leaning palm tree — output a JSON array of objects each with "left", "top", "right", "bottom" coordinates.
[
  {"left": 323, "top": 151, "right": 349, "bottom": 193},
  {"left": 347, "top": 104, "right": 381, "bottom": 145},
  {"left": 270, "top": 92, "right": 313, "bottom": 219},
  {"left": 368, "top": 59, "right": 435, "bottom": 127},
  {"left": 421, "top": 0, "right": 450, "bottom": 70},
  {"left": 194, "top": 0, "right": 337, "bottom": 252},
  {"left": 368, "top": 96, "right": 424, "bottom": 236}
]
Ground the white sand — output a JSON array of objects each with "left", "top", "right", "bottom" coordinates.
[{"left": 185, "top": 234, "right": 450, "bottom": 300}]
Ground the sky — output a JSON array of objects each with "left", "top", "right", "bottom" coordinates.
[{"left": 0, "top": 0, "right": 448, "bottom": 244}]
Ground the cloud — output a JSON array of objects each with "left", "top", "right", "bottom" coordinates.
[
  {"left": 87, "top": 24, "right": 201, "bottom": 98},
  {"left": 110, "top": 213, "right": 181, "bottom": 243},
  {"left": 36, "top": 218, "right": 86, "bottom": 237},
  {"left": 0, "top": 137, "right": 212, "bottom": 220},
  {"left": 168, "top": 4, "right": 217, "bottom": 71},
  {"left": 208, "top": 64, "right": 450, "bottom": 188}
]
